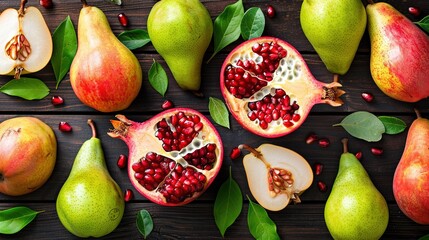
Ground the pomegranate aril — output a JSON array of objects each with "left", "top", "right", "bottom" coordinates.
[
  {"left": 314, "top": 163, "right": 323, "bottom": 176},
  {"left": 355, "top": 151, "right": 362, "bottom": 160},
  {"left": 408, "top": 6, "right": 421, "bottom": 17},
  {"left": 40, "top": 0, "right": 53, "bottom": 9},
  {"left": 371, "top": 147, "right": 383, "bottom": 156},
  {"left": 305, "top": 133, "right": 318, "bottom": 144},
  {"left": 230, "top": 147, "right": 242, "bottom": 159},
  {"left": 124, "top": 189, "right": 133, "bottom": 202},
  {"left": 267, "top": 5, "right": 275, "bottom": 18},
  {"left": 118, "top": 13, "right": 129, "bottom": 27},
  {"left": 59, "top": 121, "right": 72, "bottom": 132},
  {"left": 317, "top": 181, "right": 328, "bottom": 192},
  {"left": 318, "top": 138, "right": 330, "bottom": 148},
  {"left": 361, "top": 92, "right": 374, "bottom": 103},
  {"left": 51, "top": 95, "right": 64, "bottom": 106},
  {"left": 162, "top": 99, "right": 174, "bottom": 110},
  {"left": 117, "top": 154, "right": 127, "bottom": 169}
]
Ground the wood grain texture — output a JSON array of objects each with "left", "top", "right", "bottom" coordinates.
[{"left": 0, "top": 0, "right": 428, "bottom": 239}]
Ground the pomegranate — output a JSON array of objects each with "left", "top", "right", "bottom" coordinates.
[
  {"left": 236, "top": 143, "right": 313, "bottom": 211},
  {"left": 220, "top": 37, "right": 344, "bottom": 138},
  {"left": 0, "top": 117, "right": 56, "bottom": 196},
  {"left": 108, "top": 108, "right": 223, "bottom": 206}
]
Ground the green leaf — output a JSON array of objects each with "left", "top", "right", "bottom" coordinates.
[
  {"left": 148, "top": 59, "right": 168, "bottom": 96},
  {"left": 240, "top": 7, "right": 265, "bottom": 40},
  {"left": 333, "top": 111, "right": 385, "bottom": 142},
  {"left": 0, "top": 206, "right": 43, "bottom": 234},
  {"left": 105, "top": 0, "right": 121, "bottom": 5},
  {"left": 208, "top": 0, "right": 244, "bottom": 62},
  {"left": 136, "top": 209, "right": 153, "bottom": 239},
  {"left": 378, "top": 116, "right": 407, "bottom": 135},
  {"left": 0, "top": 78, "right": 50, "bottom": 100},
  {"left": 414, "top": 15, "right": 429, "bottom": 34},
  {"left": 247, "top": 196, "right": 280, "bottom": 240},
  {"left": 214, "top": 166, "right": 242, "bottom": 237},
  {"left": 209, "top": 97, "right": 230, "bottom": 128},
  {"left": 51, "top": 15, "right": 77, "bottom": 89},
  {"left": 118, "top": 29, "right": 151, "bottom": 50},
  {"left": 419, "top": 234, "right": 429, "bottom": 240}
]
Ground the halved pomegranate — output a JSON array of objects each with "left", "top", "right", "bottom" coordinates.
[
  {"left": 108, "top": 108, "right": 223, "bottom": 206},
  {"left": 220, "top": 37, "right": 345, "bottom": 138}
]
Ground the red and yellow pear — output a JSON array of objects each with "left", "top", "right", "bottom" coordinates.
[
  {"left": 70, "top": 0, "right": 142, "bottom": 112},
  {"left": 393, "top": 110, "right": 429, "bottom": 224},
  {"left": 366, "top": 2, "right": 429, "bottom": 102}
]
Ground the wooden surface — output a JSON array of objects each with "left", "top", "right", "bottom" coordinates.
[{"left": 0, "top": 0, "right": 429, "bottom": 239}]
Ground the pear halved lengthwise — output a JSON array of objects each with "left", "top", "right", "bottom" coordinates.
[
  {"left": 70, "top": 0, "right": 142, "bottom": 112},
  {"left": 0, "top": 0, "right": 53, "bottom": 79},
  {"left": 366, "top": 2, "right": 429, "bottom": 102}
]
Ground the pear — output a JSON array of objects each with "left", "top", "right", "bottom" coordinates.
[
  {"left": 70, "top": 0, "right": 142, "bottom": 112},
  {"left": 366, "top": 2, "right": 429, "bottom": 102},
  {"left": 325, "top": 138, "right": 389, "bottom": 240},
  {"left": 393, "top": 110, "right": 429, "bottom": 224},
  {"left": 56, "top": 119, "right": 124, "bottom": 238},
  {"left": 147, "top": 0, "right": 213, "bottom": 91},
  {"left": 300, "top": 0, "right": 366, "bottom": 75}
]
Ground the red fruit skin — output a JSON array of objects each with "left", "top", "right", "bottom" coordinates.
[
  {"left": 367, "top": 3, "right": 429, "bottom": 102},
  {"left": 70, "top": 6, "right": 142, "bottom": 113},
  {"left": 393, "top": 117, "right": 429, "bottom": 224}
]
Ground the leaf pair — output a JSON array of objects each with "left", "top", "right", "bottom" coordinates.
[{"left": 333, "top": 111, "right": 407, "bottom": 142}]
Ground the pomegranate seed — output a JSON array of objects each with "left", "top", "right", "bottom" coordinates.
[
  {"left": 408, "top": 7, "right": 421, "bottom": 17},
  {"left": 230, "top": 147, "right": 242, "bottom": 160},
  {"left": 355, "top": 151, "right": 362, "bottom": 160},
  {"left": 161, "top": 99, "right": 174, "bottom": 110},
  {"left": 305, "top": 133, "right": 318, "bottom": 144},
  {"left": 40, "top": 0, "right": 53, "bottom": 9},
  {"left": 318, "top": 138, "right": 330, "bottom": 148},
  {"left": 117, "top": 154, "right": 127, "bottom": 169},
  {"left": 371, "top": 147, "right": 383, "bottom": 156},
  {"left": 267, "top": 5, "right": 276, "bottom": 18},
  {"left": 317, "top": 181, "right": 328, "bottom": 192},
  {"left": 314, "top": 163, "right": 323, "bottom": 176},
  {"left": 51, "top": 95, "right": 64, "bottom": 106},
  {"left": 361, "top": 92, "right": 374, "bottom": 103},
  {"left": 124, "top": 189, "right": 133, "bottom": 202},
  {"left": 59, "top": 121, "right": 72, "bottom": 132},
  {"left": 118, "top": 13, "right": 129, "bottom": 27}
]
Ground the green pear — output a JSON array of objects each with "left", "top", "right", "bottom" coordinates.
[
  {"left": 147, "top": 0, "right": 213, "bottom": 91},
  {"left": 324, "top": 139, "right": 389, "bottom": 240},
  {"left": 56, "top": 120, "right": 124, "bottom": 238},
  {"left": 300, "top": 0, "right": 367, "bottom": 75}
]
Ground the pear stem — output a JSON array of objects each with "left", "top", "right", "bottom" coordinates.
[
  {"left": 87, "top": 119, "right": 97, "bottom": 138},
  {"left": 333, "top": 74, "right": 339, "bottom": 83},
  {"left": 238, "top": 144, "right": 271, "bottom": 167},
  {"left": 81, "top": 0, "right": 88, "bottom": 7},
  {"left": 414, "top": 108, "right": 422, "bottom": 119},
  {"left": 341, "top": 138, "right": 349, "bottom": 154},
  {"left": 367, "top": 0, "right": 375, "bottom": 4},
  {"left": 18, "top": 0, "right": 27, "bottom": 16}
]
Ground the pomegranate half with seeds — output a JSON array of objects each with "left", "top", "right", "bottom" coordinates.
[
  {"left": 220, "top": 37, "right": 345, "bottom": 138},
  {"left": 108, "top": 108, "right": 223, "bottom": 206}
]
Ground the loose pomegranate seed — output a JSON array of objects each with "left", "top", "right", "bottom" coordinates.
[
  {"left": 318, "top": 138, "right": 330, "bottom": 148},
  {"left": 118, "top": 13, "right": 129, "bottom": 27},
  {"left": 40, "top": 0, "right": 53, "bottom": 9},
  {"left": 59, "top": 121, "right": 72, "bottom": 132},
  {"left": 267, "top": 5, "right": 276, "bottom": 18},
  {"left": 161, "top": 99, "right": 174, "bottom": 110},
  {"left": 230, "top": 147, "right": 242, "bottom": 160},
  {"left": 314, "top": 162, "right": 323, "bottom": 176},
  {"left": 124, "top": 189, "right": 133, "bottom": 202},
  {"left": 408, "top": 7, "right": 421, "bottom": 17},
  {"left": 51, "top": 95, "right": 64, "bottom": 106},
  {"left": 371, "top": 147, "right": 383, "bottom": 156},
  {"left": 305, "top": 133, "right": 318, "bottom": 144},
  {"left": 361, "top": 92, "right": 374, "bottom": 103},
  {"left": 355, "top": 151, "right": 362, "bottom": 160},
  {"left": 117, "top": 154, "right": 127, "bottom": 169},
  {"left": 317, "top": 181, "right": 328, "bottom": 192}
]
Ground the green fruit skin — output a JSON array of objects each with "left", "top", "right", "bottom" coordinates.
[
  {"left": 56, "top": 138, "right": 124, "bottom": 238},
  {"left": 147, "top": 0, "right": 213, "bottom": 91},
  {"left": 300, "top": 0, "right": 367, "bottom": 75},
  {"left": 324, "top": 152, "right": 389, "bottom": 240}
]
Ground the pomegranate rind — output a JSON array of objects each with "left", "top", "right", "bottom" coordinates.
[
  {"left": 220, "top": 36, "right": 343, "bottom": 138},
  {"left": 243, "top": 144, "right": 313, "bottom": 211},
  {"left": 108, "top": 108, "right": 224, "bottom": 206}
]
